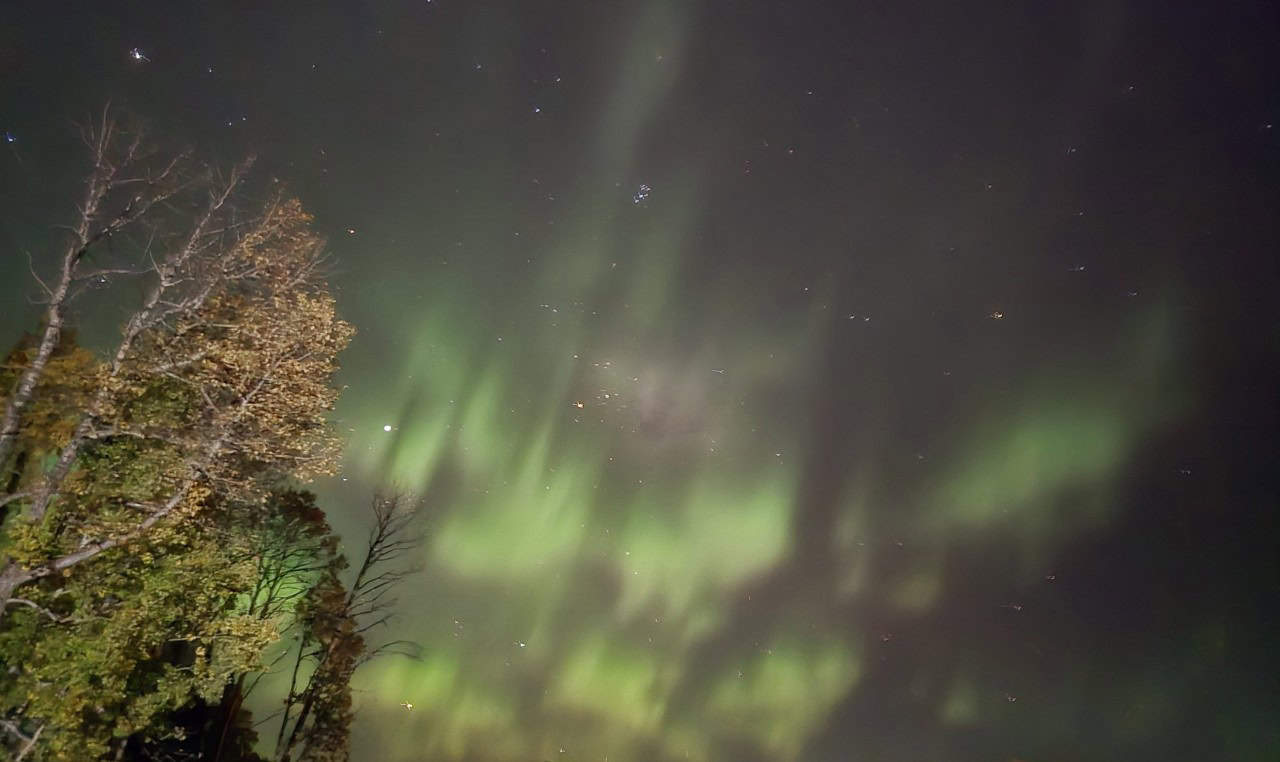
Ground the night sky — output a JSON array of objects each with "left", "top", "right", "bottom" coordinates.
[{"left": 3, "top": 2, "right": 1279, "bottom": 760}]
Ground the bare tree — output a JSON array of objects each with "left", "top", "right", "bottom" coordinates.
[
  {"left": 209, "top": 490, "right": 343, "bottom": 762},
  {"left": 0, "top": 105, "right": 192, "bottom": 473},
  {"left": 274, "top": 492, "right": 423, "bottom": 762}
]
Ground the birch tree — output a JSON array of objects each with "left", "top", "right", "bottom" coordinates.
[
  {"left": 0, "top": 106, "right": 190, "bottom": 472},
  {"left": 0, "top": 111, "right": 353, "bottom": 615}
]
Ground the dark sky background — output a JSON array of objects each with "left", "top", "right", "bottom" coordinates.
[{"left": 2, "top": 1, "right": 1279, "bottom": 761}]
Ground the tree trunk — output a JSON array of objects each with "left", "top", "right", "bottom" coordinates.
[
  {"left": 211, "top": 675, "right": 248, "bottom": 762},
  {"left": 0, "top": 274, "right": 74, "bottom": 475},
  {"left": 0, "top": 112, "right": 122, "bottom": 473}
]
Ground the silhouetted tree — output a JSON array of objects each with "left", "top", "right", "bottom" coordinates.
[{"left": 274, "top": 493, "right": 423, "bottom": 762}]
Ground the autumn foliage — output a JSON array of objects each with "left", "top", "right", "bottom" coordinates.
[{"left": 0, "top": 111, "right": 415, "bottom": 761}]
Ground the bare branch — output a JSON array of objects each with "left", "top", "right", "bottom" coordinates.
[
  {"left": 0, "top": 492, "right": 29, "bottom": 510},
  {"left": 1, "top": 719, "right": 43, "bottom": 762},
  {"left": 359, "top": 640, "right": 422, "bottom": 667},
  {"left": 23, "top": 252, "right": 54, "bottom": 300},
  {"left": 23, "top": 154, "right": 257, "bottom": 524},
  {"left": 0, "top": 719, "right": 32, "bottom": 744},
  {"left": 0, "top": 106, "right": 195, "bottom": 472},
  {"left": 4, "top": 598, "right": 68, "bottom": 623}
]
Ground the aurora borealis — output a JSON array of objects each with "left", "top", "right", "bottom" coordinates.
[{"left": 2, "top": 1, "right": 1278, "bottom": 760}]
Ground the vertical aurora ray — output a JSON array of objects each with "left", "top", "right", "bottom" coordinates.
[
  {"left": 1, "top": 0, "right": 1271, "bottom": 758},
  {"left": 315, "top": 3, "right": 1208, "bottom": 760}
]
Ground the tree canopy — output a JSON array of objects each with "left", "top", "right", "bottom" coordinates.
[{"left": 0, "top": 110, "right": 418, "bottom": 762}]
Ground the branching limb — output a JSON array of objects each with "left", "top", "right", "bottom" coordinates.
[
  {"left": 4, "top": 598, "right": 68, "bottom": 623},
  {"left": 0, "top": 492, "right": 29, "bottom": 510},
  {"left": 0, "top": 720, "right": 43, "bottom": 762}
]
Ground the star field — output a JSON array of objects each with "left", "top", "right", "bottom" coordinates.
[{"left": 1, "top": 1, "right": 1278, "bottom": 761}]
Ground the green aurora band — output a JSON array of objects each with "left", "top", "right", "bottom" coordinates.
[{"left": 295, "top": 4, "right": 1189, "bottom": 760}]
